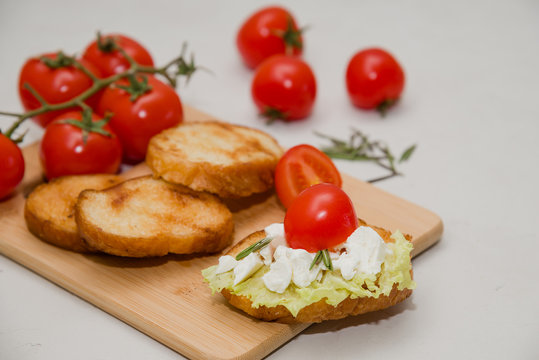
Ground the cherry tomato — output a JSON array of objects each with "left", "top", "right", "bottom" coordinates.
[
  {"left": 346, "top": 48, "right": 405, "bottom": 113},
  {"left": 0, "top": 134, "right": 25, "bottom": 200},
  {"left": 97, "top": 74, "right": 183, "bottom": 163},
  {"left": 284, "top": 183, "right": 359, "bottom": 252},
  {"left": 40, "top": 110, "right": 122, "bottom": 179},
  {"left": 237, "top": 6, "right": 303, "bottom": 69},
  {"left": 82, "top": 33, "right": 154, "bottom": 77},
  {"left": 251, "top": 55, "right": 316, "bottom": 121},
  {"left": 18, "top": 53, "right": 102, "bottom": 127},
  {"left": 275, "top": 144, "right": 342, "bottom": 208}
]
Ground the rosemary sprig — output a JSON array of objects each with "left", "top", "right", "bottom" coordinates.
[
  {"left": 235, "top": 237, "right": 272, "bottom": 260},
  {"left": 309, "top": 251, "right": 322, "bottom": 270},
  {"left": 315, "top": 129, "right": 416, "bottom": 183},
  {"left": 322, "top": 249, "right": 333, "bottom": 271},
  {"left": 310, "top": 249, "right": 333, "bottom": 271}
]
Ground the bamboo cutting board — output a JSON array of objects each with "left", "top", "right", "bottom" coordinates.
[{"left": 0, "top": 106, "right": 443, "bottom": 360}]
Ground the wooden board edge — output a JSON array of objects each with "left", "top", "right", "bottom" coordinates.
[
  {"left": 411, "top": 216, "right": 443, "bottom": 258},
  {"left": 235, "top": 324, "right": 309, "bottom": 360}
]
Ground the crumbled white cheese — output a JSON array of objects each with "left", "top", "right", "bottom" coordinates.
[
  {"left": 259, "top": 244, "right": 273, "bottom": 266},
  {"left": 262, "top": 257, "right": 292, "bottom": 293},
  {"left": 261, "top": 245, "right": 322, "bottom": 290},
  {"left": 273, "top": 245, "right": 289, "bottom": 261},
  {"left": 289, "top": 249, "right": 322, "bottom": 288},
  {"left": 264, "top": 223, "right": 287, "bottom": 248},
  {"left": 215, "top": 255, "right": 238, "bottom": 274},
  {"left": 233, "top": 253, "right": 263, "bottom": 286},
  {"left": 334, "top": 226, "right": 387, "bottom": 280},
  {"left": 214, "top": 223, "right": 389, "bottom": 293}
]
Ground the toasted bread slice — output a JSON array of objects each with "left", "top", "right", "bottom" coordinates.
[
  {"left": 211, "top": 219, "right": 413, "bottom": 323},
  {"left": 146, "top": 121, "right": 284, "bottom": 198},
  {"left": 24, "top": 174, "right": 123, "bottom": 252},
  {"left": 75, "top": 176, "right": 234, "bottom": 257}
]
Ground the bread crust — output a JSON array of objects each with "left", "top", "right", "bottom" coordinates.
[
  {"left": 24, "top": 174, "right": 123, "bottom": 252},
  {"left": 146, "top": 121, "right": 284, "bottom": 198},
  {"left": 75, "top": 176, "right": 234, "bottom": 257},
  {"left": 219, "top": 219, "right": 413, "bottom": 323}
]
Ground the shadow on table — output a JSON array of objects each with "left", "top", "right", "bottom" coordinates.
[{"left": 303, "top": 298, "right": 417, "bottom": 334}]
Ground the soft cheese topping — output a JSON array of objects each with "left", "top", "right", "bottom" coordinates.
[
  {"left": 264, "top": 223, "right": 286, "bottom": 243},
  {"left": 218, "top": 224, "right": 390, "bottom": 293},
  {"left": 333, "top": 226, "right": 388, "bottom": 280},
  {"left": 262, "top": 254, "right": 292, "bottom": 293},
  {"left": 232, "top": 252, "right": 263, "bottom": 285},
  {"left": 215, "top": 255, "right": 238, "bottom": 274}
]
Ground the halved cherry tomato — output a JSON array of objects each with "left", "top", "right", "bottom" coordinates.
[
  {"left": 237, "top": 6, "right": 303, "bottom": 69},
  {"left": 251, "top": 55, "right": 316, "bottom": 122},
  {"left": 284, "top": 183, "right": 358, "bottom": 252},
  {"left": 18, "top": 53, "right": 102, "bottom": 127},
  {"left": 346, "top": 48, "right": 405, "bottom": 113},
  {"left": 82, "top": 33, "right": 154, "bottom": 77},
  {"left": 97, "top": 74, "right": 183, "bottom": 163},
  {"left": 275, "top": 144, "right": 341, "bottom": 208},
  {"left": 0, "top": 134, "right": 25, "bottom": 200},
  {"left": 40, "top": 110, "right": 122, "bottom": 179}
]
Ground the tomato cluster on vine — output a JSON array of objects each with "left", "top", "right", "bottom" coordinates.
[
  {"left": 237, "top": 6, "right": 405, "bottom": 123},
  {"left": 0, "top": 33, "right": 193, "bottom": 200}
]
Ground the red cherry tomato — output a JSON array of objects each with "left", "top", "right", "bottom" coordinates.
[
  {"left": 251, "top": 55, "right": 316, "bottom": 121},
  {"left": 346, "top": 48, "right": 405, "bottom": 112},
  {"left": 18, "top": 53, "right": 101, "bottom": 127},
  {"left": 40, "top": 110, "right": 122, "bottom": 179},
  {"left": 82, "top": 33, "right": 154, "bottom": 77},
  {"left": 0, "top": 134, "right": 25, "bottom": 200},
  {"left": 97, "top": 75, "right": 183, "bottom": 163},
  {"left": 237, "top": 6, "right": 303, "bottom": 69},
  {"left": 275, "top": 144, "right": 342, "bottom": 208},
  {"left": 284, "top": 183, "right": 358, "bottom": 252}
]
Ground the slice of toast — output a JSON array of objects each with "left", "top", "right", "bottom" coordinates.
[
  {"left": 24, "top": 174, "right": 123, "bottom": 252},
  {"left": 210, "top": 219, "right": 413, "bottom": 323},
  {"left": 146, "top": 121, "right": 284, "bottom": 198},
  {"left": 75, "top": 176, "right": 234, "bottom": 257}
]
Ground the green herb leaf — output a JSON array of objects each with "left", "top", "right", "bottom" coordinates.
[
  {"left": 309, "top": 250, "right": 323, "bottom": 270},
  {"left": 309, "top": 249, "right": 334, "bottom": 271},
  {"left": 235, "top": 237, "right": 272, "bottom": 260},
  {"left": 399, "top": 144, "right": 416, "bottom": 163},
  {"left": 385, "top": 147, "right": 395, "bottom": 169},
  {"left": 322, "top": 249, "right": 333, "bottom": 271}
]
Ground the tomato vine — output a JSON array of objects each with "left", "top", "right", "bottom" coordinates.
[{"left": 0, "top": 37, "right": 199, "bottom": 142}]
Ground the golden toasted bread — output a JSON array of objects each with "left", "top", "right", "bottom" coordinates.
[
  {"left": 146, "top": 121, "right": 284, "bottom": 198},
  {"left": 75, "top": 176, "right": 234, "bottom": 257},
  {"left": 213, "top": 219, "right": 413, "bottom": 323},
  {"left": 24, "top": 174, "right": 123, "bottom": 252}
]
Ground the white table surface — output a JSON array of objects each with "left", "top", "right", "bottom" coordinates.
[{"left": 1, "top": 0, "right": 538, "bottom": 359}]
